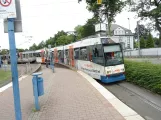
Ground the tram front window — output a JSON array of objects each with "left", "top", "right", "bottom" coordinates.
[{"left": 104, "top": 45, "right": 123, "bottom": 66}]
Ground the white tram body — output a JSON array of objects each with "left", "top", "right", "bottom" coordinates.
[
  {"left": 18, "top": 51, "right": 36, "bottom": 63},
  {"left": 52, "top": 36, "right": 125, "bottom": 83},
  {"left": 35, "top": 48, "right": 48, "bottom": 64}
]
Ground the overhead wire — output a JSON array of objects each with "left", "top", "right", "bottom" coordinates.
[
  {"left": 22, "top": 12, "right": 90, "bottom": 18},
  {"left": 20, "top": 1, "right": 78, "bottom": 7},
  {"left": 19, "top": 0, "right": 89, "bottom": 18}
]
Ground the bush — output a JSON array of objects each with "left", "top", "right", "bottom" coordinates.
[{"left": 124, "top": 60, "right": 161, "bottom": 95}]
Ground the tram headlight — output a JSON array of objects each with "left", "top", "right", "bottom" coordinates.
[{"left": 121, "top": 68, "right": 125, "bottom": 71}]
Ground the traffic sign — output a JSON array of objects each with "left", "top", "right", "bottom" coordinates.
[
  {"left": 97, "top": 0, "right": 102, "bottom": 4},
  {"left": 0, "top": 0, "right": 16, "bottom": 19},
  {"left": 0, "top": 0, "right": 12, "bottom": 7}
]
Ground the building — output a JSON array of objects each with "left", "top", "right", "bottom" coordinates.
[
  {"left": 107, "top": 24, "right": 134, "bottom": 50},
  {"left": 95, "top": 23, "right": 134, "bottom": 50}
]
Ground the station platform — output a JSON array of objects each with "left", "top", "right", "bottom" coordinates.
[{"left": 0, "top": 65, "right": 144, "bottom": 120}]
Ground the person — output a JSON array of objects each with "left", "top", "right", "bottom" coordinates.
[{"left": 45, "top": 57, "right": 48, "bottom": 68}]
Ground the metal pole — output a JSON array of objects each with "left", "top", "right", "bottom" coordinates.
[
  {"left": 128, "top": 18, "right": 130, "bottom": 30},
  {"left": 137, "top": 21, "right": 140, "bottom": 56},
  {"left": 8, "top": 18, "right": 22, "bottom": 120}
]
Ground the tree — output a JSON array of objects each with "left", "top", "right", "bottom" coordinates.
[
  {"left": 29, "top": 43, "right": 37, "bottom": 50},
  {"left": 45, "top": 37, "right": 54, "bottom": 48},
  {"left": 56, "top": 35, "right": 73, "bottom": 46},
  {"left": 134, "top": 24, "right": 149, "bottom": 40},
  {"left": 140, "top": 37, "right": 146, "bottom": 48},
  {"left": 128, "top": 0, "right": 161, "bottom": 45},
  {"left": 37, "top": 41, "right": 46, "bottom": 49},
  {"left": 84, "top": 0, "right": 125, "bottom": 36},
  {"left": 81, "top": 17, "right": 98, "bottom": 37},
  {"left": 74, "top": 25, "right": 84, "bottom": 40},
  {"left": 17, "top": 48, "right": 25, "bottom": 52},
  {"left": 0, "top": 49, "right": 9, "bottom": 55},
  {"left": 134, "top": 40, "right": 138, "bottom": 48},
  {"left": 153, "top": 37, "right": 160, "bottom": 47},
  {"left": 146, "top": 33, "right": 154, "bottom": 48}
]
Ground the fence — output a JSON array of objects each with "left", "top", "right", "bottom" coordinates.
[{"left": 124, "top": 48, "right": 161, "bottom": 58}]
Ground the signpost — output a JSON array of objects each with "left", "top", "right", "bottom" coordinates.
[
  {"left": 0, "top": 0, "right": 22, "bottom": 120},
  {"left": 0, "top": 0, "right": 17, "bottom": 18}
]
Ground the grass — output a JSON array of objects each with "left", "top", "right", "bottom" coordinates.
[{"left": 0, "top": 70, "right": 11, "bottom": 86}]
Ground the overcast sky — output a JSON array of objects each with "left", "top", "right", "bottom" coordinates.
[{"left": 0, "top": 0, "right": 158, "bottom": 49}]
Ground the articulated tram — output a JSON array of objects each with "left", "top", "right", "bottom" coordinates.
[
  {"left": 52, "top": 36, "right": 125, "bottom": 83},
  {"left": 2, "top": 36, "right": 125, "bottom": 83}
]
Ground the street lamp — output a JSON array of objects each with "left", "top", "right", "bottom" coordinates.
[
  {"left": 137, "top": 21, "right": 140, "bottom": 56},
  {"left": 128, "top": 18, "right": 131, "bottom": 30}
]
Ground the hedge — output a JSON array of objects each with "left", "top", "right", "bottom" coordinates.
[{"left": 124, "top": 60, "right": 161, "bottom": 95}]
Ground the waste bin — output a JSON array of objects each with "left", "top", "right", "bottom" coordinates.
[{"left": 37, "top": 77, "right": 44, "bottom": 96}]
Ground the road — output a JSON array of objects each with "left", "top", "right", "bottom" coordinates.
[
  {"left": 100, "top": 81, "right": 161, "bottom": 120},
  {"left": 125, "top": 58, "right": 161, "bottom": 64}
]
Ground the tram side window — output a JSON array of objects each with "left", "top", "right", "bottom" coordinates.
[
  {"left": 92, "top": 44, "right": 104, "bottom": 66},
  {"left": 80, "top": 47, "right": 87, "bottom": 60},
  {"left": 65, "top": 50, "right": 69, "bottom": 58},
  {"left": 58, "top": 51, "right": 61, "bottom": 59},
  {"left": 23, "top": 54, "right": 25, "bottom": 58},
  {"left": 74, "top": 48, "right": 79, "bottom": 59},
  {"left": 60, "top": 50, "right": 64, "bottom": 58},
  {"left": 29, "top": 53, "right": 32, "bottom": 57}
]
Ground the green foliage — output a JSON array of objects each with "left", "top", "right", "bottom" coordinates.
[
  {"left": 29, "top": 43, "right": 38, "bottom": 51},
  {"left": 85, "top": 0, "right": 125, "bottom": 36},
  {"left": 74, "top": 25, "right": 84, "bottom": 40},
  {"left": 81, "top": 17, "right": 98, "bottom": 38},
  {"left": 134, "top": 41, "right": 138, "bottom": 48},
  {"left": 146, "top": 33, "right": 154, "bottom": 48},
  {"left": 128, "top": 0, "right": 161, "bottom": 41},
  {"left": 140, "top": 37, "right": 146, "bottom": 48},
  {"left": 37, "top": 41, "right": 46, "bottom": 50},
  {"left": 153, "top": 37, "right": 160, "bottom": 47},
  {"left": 17, "top": 49, "right": 25, "bottom": 52},
  {"left": 0, "top": 49, "right": 9, "bottom": 55},
  {"left": 134, "top": 24, "right": 149, "bottom": 40},
  {"left": 125, "top": 60, "right": 161, "bottom": 95},
  {"left": 56, "top": 35, "right": 73, "bottom": 46}
]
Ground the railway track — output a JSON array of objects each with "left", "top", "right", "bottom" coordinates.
[{"left": 99, "top": 81, "right": 161, "bottom": 120}]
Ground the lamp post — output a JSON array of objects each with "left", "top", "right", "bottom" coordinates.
[
  {"left": 137, "top": 21, "right": 140, "bottom": 56},
  {"left": 127, "top": 18, "right": 131, "bottom": 49},
  {"left": 128, "top": 18, "right": 130, "bottom": 30}
]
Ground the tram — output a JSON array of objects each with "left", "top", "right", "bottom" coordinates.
[
  {"left": 35, "top": 48, "right": 48, "bottom": 64},
  {"left": 53, "top": 36, "right": 125, "bottom": 83}
]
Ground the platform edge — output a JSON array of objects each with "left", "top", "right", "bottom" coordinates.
[{"left": 77, "top": 70, "right": 145, "bottom": 120}]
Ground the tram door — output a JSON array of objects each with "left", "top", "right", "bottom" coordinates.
[
  {"left": 41, "top": 50, "right": 45, "bottom": 63},
  {"left": 69, "top": 46, "right": 75, "bottom": 67},
  {"left": 54, "top": 48, "right": 58, "bottom": 63}
]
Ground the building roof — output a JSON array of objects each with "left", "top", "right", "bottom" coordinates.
[{"left": 107, "top": 24, "right": 133, "bottom": 36}]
